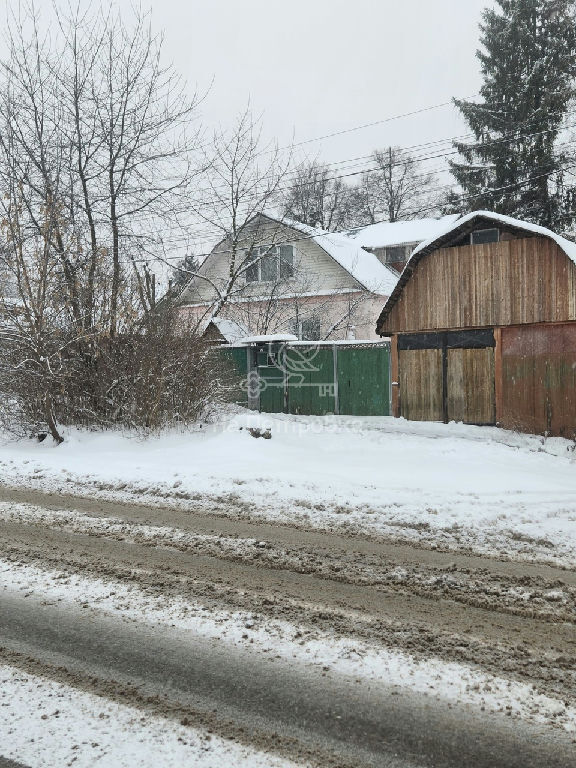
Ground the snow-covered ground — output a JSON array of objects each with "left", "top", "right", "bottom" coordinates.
[
  {"left": 0, "top": 662, "right": 300, "bottom": 768},
  {"left": 1, "top": 412, "right": 576, "bottom": 565},
  {"left": 2, "top": 558, "right": 574, "bottom": 735}
]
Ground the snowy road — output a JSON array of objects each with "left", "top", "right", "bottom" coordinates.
[
  {"left": 1, "top": 588, "right": 574, "bottom": 768},
  {"left": 1, "top": 484, "right": 576, "bottom": 766}
]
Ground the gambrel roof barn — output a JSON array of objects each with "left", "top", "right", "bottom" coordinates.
[{"left": 377, "top": 211, "right": 576, "bottom": 437}]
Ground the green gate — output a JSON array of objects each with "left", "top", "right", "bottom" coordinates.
[
  {"left": 285, "top": 347, "right": 337, "bottom": 415},
  {"left": 258, "top": 346, "right": 286, "bottom": 413},
  {"left": 337, "top": 347, "right": 391, "bottom": 416},
  {"left": 219, "top": 346, "right": 249, "bottom": 407},
  {"left": 224, "top": 342, "right": 390, "bottom": 417}
]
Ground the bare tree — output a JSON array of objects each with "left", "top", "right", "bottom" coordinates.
[
  {"left": 279, "top": 160, "right": 358, "bottom": 231},
  {"left": 0, "top": 189, "right": 83, "bottom": 443},
  {"left": 170, "top": 109, "right": 294, "bottom": 328},
  {"left": 355, "top": 147, "right": 440, "bottom": 223},
  {"left": 0, "top": 3, "right": 219, "bottom": 441},
  {"left": 55, "top": 4, "right": 200, "bottom": 335}
]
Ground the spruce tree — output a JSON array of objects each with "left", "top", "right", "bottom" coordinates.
[
  {"left": 171, "top": 253, "right": 200, "bottom": 291},
  {"left": 450, "top": 0, "right": 576, "bottom": 229}
]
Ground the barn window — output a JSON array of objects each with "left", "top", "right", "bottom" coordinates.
[{"left": 470, "top": 228, "right": 500, "bottom": 245}]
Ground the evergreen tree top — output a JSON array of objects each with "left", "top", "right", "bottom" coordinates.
[{"left": 450, "top": 0, "right": 576, "bottom": 230}]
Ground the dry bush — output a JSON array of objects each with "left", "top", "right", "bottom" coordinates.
[{"left": 0, "top": 311, "right": 234, "bottom": 439}]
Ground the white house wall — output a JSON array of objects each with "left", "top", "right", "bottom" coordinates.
[{"left": 179, "top": 218, "right": 364, "bottom": 305}]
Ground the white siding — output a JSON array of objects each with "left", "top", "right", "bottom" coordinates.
[{"left": 179, "top": 217, "right": 363, "bottom": 305}]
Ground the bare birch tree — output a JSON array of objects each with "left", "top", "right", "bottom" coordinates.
[{"left": 167, "top": 108, "right": 295, "bottom": 330}]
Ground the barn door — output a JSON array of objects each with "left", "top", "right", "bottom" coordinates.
[
  {"left": 447, "top": 347, "right": 495, "bottom": 425},
  {"left": 398, "top": 331, "right": 496, "bottom": 425},
  {"left": 398, "top": 349, "right": 444, "bottom": 422}
]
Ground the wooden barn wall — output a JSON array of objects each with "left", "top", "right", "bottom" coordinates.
[
  {"left": 397, "top": 345, "right": 495, "bottom": 425},
  {"left": 446, "top": 348, "right": 495, "bottom": 425},
  {"left": 398, "top": 349, "right": 444, "bottom": 422},
  {"left": 500, "top": 323, "right": 576, "bottom": 437},
  {"left": 381, "top": 238, "right": 576, "bottom": 334}
]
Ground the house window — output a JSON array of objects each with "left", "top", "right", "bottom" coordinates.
[
  {"left": 0, "top": 267, "right": 17, "bottom": 299},
  {"left": 470, "top": 228, "right": 500, "bottom": 245},
  {"left": 384, "top": 245, "right": 407, "bottom": 264},
  {"left": 260, "top": 251, "right": 277, "bottom": 282},
  {"left": 279, "top": 245, "right": 294, "bottom": 279},
  {"left": 245, "top": 258, "right": 259, "bottom": 283},
  {"left": 379, "top": 243, "right": 415, "bottom": 266},
  {"left": 299, "top": 314, "right": 321, "bottom": 341},
  {"left": 245, "top": 245, "right": 294, "bottom": 283}
]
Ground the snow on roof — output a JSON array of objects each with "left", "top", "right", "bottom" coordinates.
[
  {"left": 411, "top": 210, "right": 576, "bottom": 264},
  {"left": 313, "top": 230, "right": 399, "bottom": 294},
  {"left": 263, "top": 214, "right": 399, "bottom": 295},
  {"left": 237, "top": 333, "right": 299, "bottom": 345},
  {"left": 210, "top": 317, "right": 248, "bottom": 344},
  {"left": 347, "top": 215, "right": 460, "bottom": 250},
  {"left": 376, "top": 210, "right": 576, "bottom": 332}
]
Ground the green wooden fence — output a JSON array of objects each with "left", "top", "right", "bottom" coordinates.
[{"left": 221, "top": 342, "right": 391, "bottom": 417}]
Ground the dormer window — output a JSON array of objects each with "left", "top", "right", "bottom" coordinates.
[
  {"left": 379, "top": 242, "right": 418, "bottom": 267},
  {"left": 470, "top": 228, "right": 500, "bottom": 245}
]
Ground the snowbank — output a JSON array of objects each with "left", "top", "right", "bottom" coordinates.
[{"left": 1, "top": 413, "right": 576, "bottom": 565}]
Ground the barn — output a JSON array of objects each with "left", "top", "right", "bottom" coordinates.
[{"left": 376, "top": 211, "right": 576, "bottom": 437}]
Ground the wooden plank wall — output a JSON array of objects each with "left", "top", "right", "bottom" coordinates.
[
  {"left": 398, "top": 347, "right": 496, "bottom": 425},
  {"left": 381, "top": 238, "right": 576, "bottom": 334},
  {"left": 391, "top": 336, "right": 399, "bottom": 417},
  {"left": 447, "top": 348, "right": 495, "bottom": 425},
  {"left": 501, "top": 323, "right": 576, "bottom": 437},
  {"left": 398, "top": 349, "right": 443, "bottom": 422}
]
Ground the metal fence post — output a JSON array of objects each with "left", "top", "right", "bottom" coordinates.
[{"left": 333, "top": 345, "right": 339, "bottom": 415}]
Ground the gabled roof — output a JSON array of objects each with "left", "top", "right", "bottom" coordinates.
[
  {"left": 208, "top": 317, "right": 248, "bottom": 344},
  {"left": 376, "top": 210, "right": 576, "bottom": 333},
  {"left": 259, "top": 214, "right": 399, "bottom": 294},
  {"left": 347, "top": 215, "right": 460, "bottom": 250}
]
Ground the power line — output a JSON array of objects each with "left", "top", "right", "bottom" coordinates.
[
  {"left": 127, "top": 150, "right": 576, "bottom": 272},
  {"left": 173, "top": 110, "right": 576, "bottom": 216},
  {"left": 123, "top": 121, "right": 576, "bottom": 251},
  {"left": 283, "top": 100, "right": 464, "bottom": 151}
]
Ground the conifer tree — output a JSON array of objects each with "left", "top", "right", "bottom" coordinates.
[
  {"left": 171, "top": 253, "right": 201, "bottom": 291},
  {"left": 450, "top": 0, "right": 576, "bottom": 229}
]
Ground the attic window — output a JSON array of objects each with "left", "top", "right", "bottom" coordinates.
[
  {"left": 245, "top": 245, "right": 294, "bottom": 283},
  {"left": 470, "top": 228, "right": 500, "bottom": 245}
]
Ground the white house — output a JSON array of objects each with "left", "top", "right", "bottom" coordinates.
[{"left": 175, "top": 213, "right": 458, "bottom": 341}]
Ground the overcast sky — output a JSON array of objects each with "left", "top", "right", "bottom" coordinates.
[
  {"left": 125, "top": 0, "right": 495, "bottom": 168},
  {"left": 0, "top": 0, "right": 495, "bottom": 166},
  {"left": 0, "top": 0, "right": 498, "bottom": 269}
]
